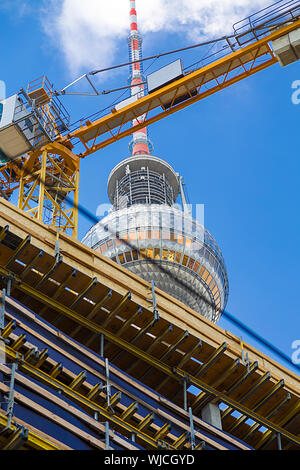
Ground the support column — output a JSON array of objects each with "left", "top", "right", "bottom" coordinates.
[
  {"left": 201, "top": 402, "right": 222, "bottom": 430},
  {"left": 37, "top": 149, "right": 47, "bottom": 221},
  {"left": 0, "top": 289, "right": 5, "bottom": 366},
  {"left": 105, "top": 421, "right": 110, "bottom": 450},
  {"left": 100, "top": 333, "right": 105, "bottom": 358},
  {"left": 72, "top": 162, "right": 80, "bottom": 240}
]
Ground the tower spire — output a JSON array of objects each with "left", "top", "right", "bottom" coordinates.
[{"left": 128, "top": 0, "right": 152, "bottom": 155}]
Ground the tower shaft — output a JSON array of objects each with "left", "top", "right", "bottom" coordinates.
[{"left": 128, "top": 0, "right": 151, "bottom": 155}]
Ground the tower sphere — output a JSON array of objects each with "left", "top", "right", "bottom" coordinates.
[{"left": 82, "top": 154, "right": 229, "bottom": 323}]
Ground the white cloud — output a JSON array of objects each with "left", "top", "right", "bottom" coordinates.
[
  {"left": 43, "top": 0, "right": 271, "bottom": 77},
  {"left": 0, "top": 0, "right": 34, "bottom": 17}
]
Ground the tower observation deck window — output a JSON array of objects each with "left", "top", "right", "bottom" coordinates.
[{"left": 115, "top": 168, "right": 175, "bottom": 209}]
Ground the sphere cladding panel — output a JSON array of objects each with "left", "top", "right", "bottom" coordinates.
[{"left": 82, "top": 205, "right": 229, "bottom": 323}]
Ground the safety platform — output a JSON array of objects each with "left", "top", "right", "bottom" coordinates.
[
  {"left": 0, "top": 77, "right": 70, "bottom": 162},
  {"left": 27, "top": 76, "right": 53, "bottom": 107}
]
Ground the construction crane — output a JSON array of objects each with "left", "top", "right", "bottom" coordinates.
[{"left": 1, "top": 0, "right": 300, "bottom": 239}]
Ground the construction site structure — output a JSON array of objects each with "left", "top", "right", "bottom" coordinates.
[
  {"left": 0, "top": 199, "right": 299, "bottom": 450},
  {"left": 0, "top": 0, "right": 299, "bottom": 451}
]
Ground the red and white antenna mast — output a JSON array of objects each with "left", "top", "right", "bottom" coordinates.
[{"left": 128, "top": 0, "right": 152, "bottom": 155}]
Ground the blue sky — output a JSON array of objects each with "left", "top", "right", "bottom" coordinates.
[{"left": 1, "top": 1, "right": 299, "bottom": 374}]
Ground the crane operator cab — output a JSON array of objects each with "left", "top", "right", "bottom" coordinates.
[{"left": 0, "top": 76, "right": 70, "bottom": 165}]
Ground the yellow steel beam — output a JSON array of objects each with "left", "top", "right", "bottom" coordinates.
[
  {"left": 194, "top": 441, "right": 206, "bottom": 450},
  {"left": 116, "top": 306, "right": 143, "bottom": 337},
  {"left": 102, "top": 291, "right": 132, "bottom": 328},
  {"left": 35, "top": 348, "right": 49, "bottom": 368},
  {"left": 154, "top": 423, "right": 171, "bottom": 441},
  {"left": 20, "top": 250, "right": 44, "bottom": 281},
  {"left": 256, "top": 401, "right": 300, "bottom": 449},
  {"left": 24, "top": 348, "right": 37, "bottom": 362},
  {"left": 11, "top": 334, "right": 27, "bottom": 351},
  {"left": 241, "top": 393, "right": 291, "bottom": 442},
  {"left": 159, "top": 330, "right": 189, "bottom": 361},
  {"left": 106, "top": 391, "right": 122, "bottom": 408},
  {"left": 130, "top": 317, "right": 158, "bottom": 344},
  {"left": 82, "top": 290, "right": 129, "bottom": 347},
  {"left": 195, "top": 342, "right": 227, "bottom": 378},
  {"left": 34, "top": 258, "right": 63, "bottom": 290},
  {"left": 85, "top": 290, "right": 113, "bottom": 320},
  {"left": 68, "top": 290, "right": 112, "bottom": 340},
  {"left": 177, "top": 340, "right": 202, "bottom": 368},
  {"left": 1, "top": 320, "right": 17, "bottom": 339},
  {"left": 39, "top": 268, "right": 77, "bottom": 316},
  {"left": 138, "top": 325, "right": 173, "bottom": 380},
  {"left": 120, "top": 402, "right": 138, "bottom": 421},
  {"left": 50, "top": 362, "right": 63, "bottom": 378},
  {"left": 69, "top": 370, "right": 86, "bottom": 390},
  {"left": 4, "top": 235, "right": 31, "bottom": 268},
  {"left": 138, "top": 413, "right": 154, "bottom": 431},
  {"left": 0, "top": 413, "right": 63, "bottom": 450},
  {"left": 19, "top": 180, "right": 39, "bottom": 211},
  {"left": 192, "top": 358, "right": 240, "bottom": 412},
  {"left": 221, "top": 371, "right": 271, "bottom": 419},
  {"left": 0, "top": 225, "right": 9, "bottom": 243},
  {"left": 69, "top": 277, "right": 98, "bottom": 309},
  {"left": 37, "top": 150, "right": 47, "bottom": 221},
  {"left": 2, "top": 202, "right": 298, "bottom": 396},
  {"left": 226, "top": 379, "right": 285, "bottom": 434},
  {"left": 1, "top": 427, "right": 28, "bottom": 450},
  {"left": 2, "top": 344, "right": 175, "bottom": 450},
  {"left": 87, "top": 382, "right": 102, "bottom": 400},
  {"left": 72, "top": 162, "right": 80, "bottom": 240},
  {"left": 173, "top": 431, "right": 189, "bottom": 450}
]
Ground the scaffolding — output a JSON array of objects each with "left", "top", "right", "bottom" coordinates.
[{"left": 0, "top": 199, "right": 298, "bottom": 450}]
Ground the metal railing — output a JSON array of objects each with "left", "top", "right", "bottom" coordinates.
[{"left": 233, "top": 0, "right": 300, "bottom": 45}]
